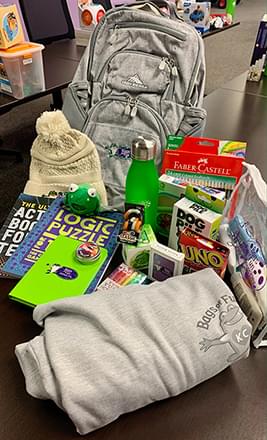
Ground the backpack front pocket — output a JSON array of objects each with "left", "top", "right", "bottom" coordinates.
[
  {"left": 102, "top": 51, "right": 171, "bottom": 96},
  {"left": 83, "top": 96, "right": 168, "bottom": 208}
]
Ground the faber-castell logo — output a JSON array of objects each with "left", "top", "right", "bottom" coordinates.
[
  {"left": 198, "top": 158, "right": 208, "bottom": 165},
  {"left": 122, "top": 74, "right": 148, "bottom": 89},
  {"left": 173, "top": 160, "right": 231, "bottom": 176}
]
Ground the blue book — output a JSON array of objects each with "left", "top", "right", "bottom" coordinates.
[
  {"left": 0, "top": 193, "right": 53, "bottom": 278},
  {"left": 3, "top": 197, "right": 123, "bottom": 293}
]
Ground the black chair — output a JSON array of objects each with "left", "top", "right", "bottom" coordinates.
[
  {"left": 0, "top": 138, "right": 23, "bottom": 162},
  {"left": 19, "top": 0, "right": 75, "bottom": 111},
  {"left": 93, "top": 0, "right": 112, "bottom": 10},
  {"left": 19, "top": 0, "right": 75, "bottom": 108},
  {"left": 19, "top": 0, "right": 75, "bottom": 45}
]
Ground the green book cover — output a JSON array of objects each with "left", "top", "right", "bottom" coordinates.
[{"left": 9, "top": 235, "right": 108, "bottom": 307}]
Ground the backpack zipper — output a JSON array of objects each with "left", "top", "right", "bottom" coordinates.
[
  {"left": 87, "top": 18, "right": 105, "bottom": 81},
  {"left": 124, "top": 97, "right": 137, "bottom": 117},
  {"left": 184, "top": 36, "right": 201, "bottom": 105},
  {"left": 82, "top": 95, "right": 169, "bottom": 146},
  {"left": 88, "top": 17, "right": 186, "bottom": 78},
  {"left": 97, "top": 50, "right": 177, "bottom": 102},
  {"left": 108, "top": 21, "right": 187, "bottom": 42},
  {"left": 86, "top": 11, "right": 201, "bottom": 108},
  {"left": 97, "top": 50, "right": 172, "bottom": 83}
]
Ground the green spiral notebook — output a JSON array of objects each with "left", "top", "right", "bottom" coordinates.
[{"left": 9, "top": 235, "right": 108, "bottom": 307}]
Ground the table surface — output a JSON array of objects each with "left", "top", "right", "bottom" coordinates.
[
  {"left": 1, "top": 40, "right": 267, "bottom": 440},
  {"left": 221, "top": 71, "right": 267, "bottom": 98},
  {"left": 203, "top": 86, "right": 267, "bottom": 181},
  {"left": 202, "top": 21, "right": 240, "bottom": 39}
]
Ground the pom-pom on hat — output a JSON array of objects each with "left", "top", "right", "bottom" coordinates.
[{"left": 24, "top": 110, "right": 107, "bottom": 205}]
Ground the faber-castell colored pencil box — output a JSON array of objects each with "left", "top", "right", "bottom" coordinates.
[{"left": 161, "top": 136, "right": 246, "bottom": 190}]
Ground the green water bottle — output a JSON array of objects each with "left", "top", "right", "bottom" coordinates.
[
  {"left": 226, "top": 0, "right": 236, "bottom": 24},
  {"left": 125, "top": 137, "right": 159, "bottom": 232}
]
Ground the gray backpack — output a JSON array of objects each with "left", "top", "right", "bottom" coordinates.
[{"left": 63, "top": 1, "right": 207, "bottom": 209}]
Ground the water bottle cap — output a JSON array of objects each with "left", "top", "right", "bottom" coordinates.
[{"left": 131, "top": 136, "right": 157, "bottom": 161}]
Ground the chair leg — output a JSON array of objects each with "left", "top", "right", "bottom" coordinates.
[{"left": 51, "top": 90, "right": 63, "bottom": 110}]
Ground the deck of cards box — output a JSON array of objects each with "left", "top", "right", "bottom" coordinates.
[
  {"left": 122, "top": 224, "right": 157, "bottom": 270},
  {"left": 178, "top": 228, "right": 229, "bottom": 278},
  {"left": 157, "top": 174, "right": 187, "bottom": 238},
  {"left": 168, "top": 197, "right": 223, "bottom": 251},
  {"left": 148, "top": 242, "right": 184, "bottom": 282}
]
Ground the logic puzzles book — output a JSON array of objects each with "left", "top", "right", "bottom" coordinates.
[{"left": 3, "top": 197, "right": 124, "bottom": 292}]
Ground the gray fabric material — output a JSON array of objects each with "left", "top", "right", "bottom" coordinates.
[
  {"left": 62, "top": 4, "right": 207, "bottom": 209},
  {"left": 15, "top": 269, "right": 251, "bottom": 435}
]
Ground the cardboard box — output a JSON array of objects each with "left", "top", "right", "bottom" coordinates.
[
  {"left": 182, "top": 1, "right": 211, "bottom": 33},
  {"left": 148, "top": 242, "right": 184, "bottom": 281},
  {"left": 185, "top": 184, "right": 225, "bottom": 214},
  {"left": 0, "top": 5, "right": 24, "bottom": 49},
  {"left": 178, "top": 228, "right": 229, "bottom": 277},
  {"left": 248, "top": 14, "right": 267, "bottom": 82},
  {"left": 168, "top": 197, "right": 222, "bottom": 250},
  {"left": 162, "top": 136, "right": 246, "bottom": 191},
  {"left": 122, "top": 224, "right": 157, "bottom": 270},
  {"left": 157, "top": 174, "right": 187, "bottom": 237}
]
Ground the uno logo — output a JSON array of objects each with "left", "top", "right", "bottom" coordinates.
[{"left": 180, "top": 245, "right": 225, "bottom": 268}]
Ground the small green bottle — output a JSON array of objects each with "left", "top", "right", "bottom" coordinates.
[
  {"left": 226, "top": 0, "right": 236, "bottom": 24},
  {"left": 125, "top": 137, "right": 159, "bottom": 232}
]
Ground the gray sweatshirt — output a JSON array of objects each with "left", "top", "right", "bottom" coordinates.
[{"left": 15, "top": 269, "right": 251, "bottom": 435}]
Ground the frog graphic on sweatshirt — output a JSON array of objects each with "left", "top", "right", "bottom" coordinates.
[{"left": 199, "top": 303, "right": 251, "bottom": 363}]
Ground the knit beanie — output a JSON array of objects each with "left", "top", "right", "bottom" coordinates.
[{"left": 24, "top": 111, "right": 108, "bottom": 205}]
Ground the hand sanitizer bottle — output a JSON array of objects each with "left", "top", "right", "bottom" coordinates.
[{"left": 125, "top": 137, "right": 159, "bottom": 232}]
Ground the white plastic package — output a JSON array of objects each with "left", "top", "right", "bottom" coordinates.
[{"left": 220, "top": 163, "right": 267, "bottom": 348}]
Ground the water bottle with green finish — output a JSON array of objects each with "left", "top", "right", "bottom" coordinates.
[
  {"left": 226, "top": 0, "right": 236, "bottom": 23},
  {"left": 125, "top": 137, "right": 159, "bottom": 232}
]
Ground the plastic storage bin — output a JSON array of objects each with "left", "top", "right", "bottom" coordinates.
[{"left": 0, "top": 42, "right": 45, "bottom": 99}]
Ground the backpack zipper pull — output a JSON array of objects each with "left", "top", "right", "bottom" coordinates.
[
  {"left": 77, "top": 90, "right": 88, "bottom": 110},
  {"left": 124, "top": 98, "right": 131, "bottom": 116},
  {"left": 172, "top": 65, "right": 178, "bottom": 77},
  {"left": 130, "top": 100, "right": 138, "bottom": 117},
  {"left": 169, "top": 59, "right": 178, "bottom": 78},
  {"left": 159, "top": 58, "right": 167, "bottom": 71},
  {"left": 110, "top": 25, "right": 119, "bottom": 44}
]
